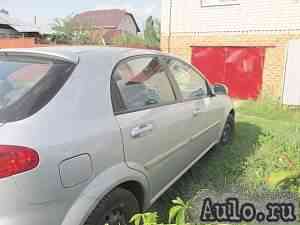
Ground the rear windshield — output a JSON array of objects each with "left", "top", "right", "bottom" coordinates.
[{"left": 0, "top": 56, "right": 75, "bottom": 122}]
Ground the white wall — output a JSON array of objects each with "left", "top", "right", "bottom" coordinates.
[
  {"left": 161, "top": 0, "right": 300, "bottom": 35},
  {"left": 283, "top": 40, "right": 300, "bottom": 105}
]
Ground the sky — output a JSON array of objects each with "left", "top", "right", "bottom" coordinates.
[{"left": 1, "top": 0, "right": 161, "bottom": 28}]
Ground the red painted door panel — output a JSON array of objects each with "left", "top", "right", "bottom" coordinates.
[
  {"left": 192, "top": 47, "right": 226, "bottom": 84},
  {"left": 191, "top": 47, "right": 265, "bottom": 99}
]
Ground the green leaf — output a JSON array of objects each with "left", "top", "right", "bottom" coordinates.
[
  {"left": 175, "top": 209, "right": 185, "bottom": 225},
  {"left": 130, "top": 214, "right": 142, "bottom": 225},
  {"left": 143, "top": 212, "right": 158, "bottom": 225},
  {"left": 267, "top": 170, "right": 300, "bottom": 188},
  {"left": 172, "top": 197, "right": 185, "bottom": 206},
  {"left": 168, "top": 205, "right": 182, "bottom": 223}
]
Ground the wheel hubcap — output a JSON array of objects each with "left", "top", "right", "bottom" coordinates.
[{"left": 104, "top": 209, "right": 127, "bottom": 225}]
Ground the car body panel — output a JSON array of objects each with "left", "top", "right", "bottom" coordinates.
[
  {"left": 189, "top": 97, "right": 224, "bottom": 150},
  {"left": 61, "top": 162, "right": 150, "bottom": 225},
  {"left": 59, "top": 154, "right": 93, "bottom": 188},
  {"left": 116, "top": 102, "right": 197, "bottom": 198},
  {"left": 0, "top": 47, "right": 80, "bottom": 64}
]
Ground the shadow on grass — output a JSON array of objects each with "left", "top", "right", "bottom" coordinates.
[{"left": 150, "top": 121, "right": 263, "bottom": 221}]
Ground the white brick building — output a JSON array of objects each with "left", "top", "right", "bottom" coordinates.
[
  {"left": 161, "top": 0, "right": 300, "bottom": 101},
  {"left": 162, "top": 0, "right": 300, "bottom": 34}
]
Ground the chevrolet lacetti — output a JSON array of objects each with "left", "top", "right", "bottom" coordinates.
[{"left": 0, "top": 47, "right": 234, "bottom": 225}]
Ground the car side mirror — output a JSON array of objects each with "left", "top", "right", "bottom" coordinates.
[{"left": 212, "top": 84, "right": 229, "bottom": 96}]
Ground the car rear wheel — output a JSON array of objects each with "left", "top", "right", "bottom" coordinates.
[
  {"left": 220, "top": 113, "right": 235, "bottom": 145},
  {"left": 85, "top": 188, "right": 140, "bottom": 225}
]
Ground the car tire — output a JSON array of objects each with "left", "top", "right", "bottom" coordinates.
[
  {"left": 220, "top": 113, "right": 235, "bottom": 145},
  {"left": 84, "top": 188, "right": 140, "bottom": 225}
]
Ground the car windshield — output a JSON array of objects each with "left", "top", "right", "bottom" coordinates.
[{"left": 0, "top": 59, "right": 52, "bottom": 110}]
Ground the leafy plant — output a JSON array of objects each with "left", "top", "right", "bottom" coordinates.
[
  {"left": 168, "top": 197, "right": 191, "bottom": 225},
  {"left": 267, "top": 170, "right": 300, "bottom": 190},
  {"left": 266, "top": 153, "right": 300, "bottom": 193},
  {"left": 130, "top": 198, "right": 191, "bottom": 225},
  {"left": 130, "top": 212, "right": 158, "bottom": 225},
  {"left": 112, "top": 33, "right": 145, "bottom": 48}
]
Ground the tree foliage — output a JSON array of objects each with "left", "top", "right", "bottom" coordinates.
[
  {"left": 51, "top": 15, "right": 161, "bottom": 49},
  {"left": 144, "top": 16, "right": 161, "bottom": 49},
  {"left": 52, "top": 16, "right": 104, "bottom": 45},
  {"left": 112, "top": 16, "right": 161, "bottom": 49}
]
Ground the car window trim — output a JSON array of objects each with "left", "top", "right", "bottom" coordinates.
[{"left": 111, "top": 54, "right": 180, "bottom": 115}]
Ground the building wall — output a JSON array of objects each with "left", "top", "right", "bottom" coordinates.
[
  {"left": 161, "top": 0, "right": 300, "bottom": 34},
  {"left": 161, "top": 0, "right": 300, "bottom": 99}
]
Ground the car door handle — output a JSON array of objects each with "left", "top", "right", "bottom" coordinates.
[{"left": 131, "top": 124, "right": 153, "bottom": 138}]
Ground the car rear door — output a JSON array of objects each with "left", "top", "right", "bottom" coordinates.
[
  {"left": 165, "top": 57, "right": 224, "bottom": 155},
  {"left": 111, "top": 55, "right": 195, "bottom": 200}
]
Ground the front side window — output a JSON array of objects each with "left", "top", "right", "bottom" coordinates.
[
  {"left": 167, "top": 59, "right": 208, "bottom": 100},
  {"left": 112, "top": 56, "right": 175, "bottom": 112}
]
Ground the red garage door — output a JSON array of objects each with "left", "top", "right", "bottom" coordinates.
[{"left": 191, "top": 47, "right": 265, "bottom": 99}]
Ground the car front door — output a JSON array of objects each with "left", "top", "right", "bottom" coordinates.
[
  {"left": 111, "top": 55, "right": 196, "bottom": 200},
  {"left": 166, "top": 58, "right": 224, "bottom": 155}
]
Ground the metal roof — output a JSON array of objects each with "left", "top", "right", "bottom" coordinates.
[
  {"left": 73, "top": 9, "right": 141, "bottom": 32},
  {"left": 0, "top": 13, "right": 39, "bottom": 33}
]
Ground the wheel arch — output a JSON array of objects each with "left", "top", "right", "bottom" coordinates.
[
  {"left": 118, "top": 181, "right": 145, "bottom": 211},
  {"left": 61, "top": 163, "right": 150, "bottom": 225}
]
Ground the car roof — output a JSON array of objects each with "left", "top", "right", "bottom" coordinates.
[{"left": 0, "top": 46, "right": 165, "bottom": 64}]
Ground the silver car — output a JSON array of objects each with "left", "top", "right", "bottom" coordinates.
[{"left": 0, "top": 47, "right": 234, "bottom": 225}]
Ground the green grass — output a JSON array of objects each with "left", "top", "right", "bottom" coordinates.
[
  {"left": 238, "top": 97, "right": 300, "bottom": 123},
  {"left": 151, "top": 98, "right": 300, "bottom": 222}
]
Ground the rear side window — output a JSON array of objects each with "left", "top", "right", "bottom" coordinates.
[
  {"left": 112, "top": 56, "right": 175, "bottom": 113},
  {"left": 0, "top": 56, "right": 75, "bottom": 122}
]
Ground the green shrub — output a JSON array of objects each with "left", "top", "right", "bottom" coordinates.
[
  {"left": 112, "top": 34, "right": 146, "bottom": 48},
  {"left": 130, "top": 197, "right": 192, "bottom": 225}
]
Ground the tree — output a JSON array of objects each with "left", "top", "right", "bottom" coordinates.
[
  {"left": 144, "top": 16, "right": 161, "bottom": 49},
  {"left": 52, "top": 16, "right": 104, "bottom": 45},
  {"left": 52, "top": 16, "right": 76, "bottom": 44}
]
